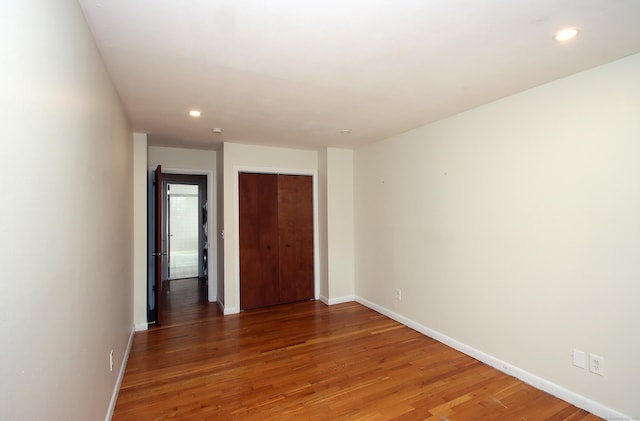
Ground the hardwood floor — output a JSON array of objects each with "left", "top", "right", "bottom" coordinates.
[{"left": 114, "top": 280, "right": 601, "bottom": 420}]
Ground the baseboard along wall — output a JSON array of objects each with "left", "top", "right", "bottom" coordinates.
[
  {"left": 354, "top": 296, "right": 631, "bottom": 421},
  {"left": 105, "top": 327, "right": 135, "bottom": 421}
]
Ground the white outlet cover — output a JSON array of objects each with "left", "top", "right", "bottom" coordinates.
[
  {"left": 589, "top": 353, "right": 604, "bottom": 376},
  {"left": 572, "top": 349, "right": 586, "bottom": 369}
]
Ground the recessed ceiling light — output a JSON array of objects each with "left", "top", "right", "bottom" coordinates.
[
  {"left": 554, "top": 27, "right": 580, "bottom": 42},
  {"left": 212, "top": 128, "right": 223, "bottom": 134},
  {"left": 189, "top": 110, "right": 201, "bottom": 117},
  {"left": 340, "top": 129, "right": 351, "bottom": 135}
]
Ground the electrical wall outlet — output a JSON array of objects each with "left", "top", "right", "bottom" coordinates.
[
  {"left": 109, "top": 350, "right": 114, "bottom": 372},
  {"left": 589, "top": 353, "right": 604, "bottom": 376},
  {"left": 572, "top": 349, "right": 586, "bottom": 369},
  {"left": 394, "top": 288, "right": 402, "bottom": 301}
]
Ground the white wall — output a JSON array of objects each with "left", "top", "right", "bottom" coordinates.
[
  {"left": 326, "top": 148, "right": 355, "bottom": 302},
  {"left": 147, "top": 146, "right": 217, "bottom": 304},
  {"left": 216, "top": 146, "right": 225, "bottom": 307},
  {"left": 354, "top": 53, "right": 640, "bottom": 417},
  {"left": 133, "top": 133, "right": 148, "bottom": 329},
  {"left": 222, "top": 142, "right": 319, "bottom": 313},
  {"left": 0, "top": 1, "right": 134, "bottom": 419},
  {"left": 148, "top": 146, "right": 218, "bottom": 173},
  {"left": 318, "top": 148, "right": 329, "bottom": 301}
]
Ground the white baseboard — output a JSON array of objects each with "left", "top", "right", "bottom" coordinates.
[
  {"left": 134, "top": 323, "right": 148, "bottom": 331},
  {"left": 355, "top": 296, "right": 631, "bottom": 421},
  {"left": 105, "top": 327, "right": 135, "bottom": 421},
  {"left": 320, "top": 295, "right": 355, "bottom": 305}
]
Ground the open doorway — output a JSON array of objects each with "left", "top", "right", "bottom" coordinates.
[
  {"left": 161, "top": 174, "right": 207, "bottom": 282},
  {"left": 148, "top": 172, "right": 209, "bottom": 325},
  {"left": 166, "top": 183, "right": 200, "bottom": 279}
]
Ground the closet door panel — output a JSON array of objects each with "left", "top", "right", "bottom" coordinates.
[
  {"left": 278, "top": 175, "right": 314, "bottom": 303},
  {"left": 239, "top": 173, "right": 279, "bottom": 310}
]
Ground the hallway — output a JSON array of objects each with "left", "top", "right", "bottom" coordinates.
[{"left": 156, "top": 277, "right": 219, "bottom": 328}]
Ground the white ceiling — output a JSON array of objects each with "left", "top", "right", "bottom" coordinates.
[{"left": 78, "top": 0, "right": 640, "bottom": 150}]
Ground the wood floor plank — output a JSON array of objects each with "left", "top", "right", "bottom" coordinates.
[{"left": 113, "top": 278, "right": 603, "bottom": 420}]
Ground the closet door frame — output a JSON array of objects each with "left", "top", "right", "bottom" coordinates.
[{"left": 233, "top": 166, "right": 319, "bottom": 311}]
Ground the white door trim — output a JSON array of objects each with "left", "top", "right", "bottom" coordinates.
[{"left": 162, "top": 167, "right": 216, "bottom": 302}]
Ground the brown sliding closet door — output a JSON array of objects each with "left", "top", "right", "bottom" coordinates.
[
  {"left": 239, "top": 172, "right": 314, "bottom": 310},
  {"left": 239, "top": 173, "right": 280, "bottom": 310},
  {"left": 278, "top": 175, "right": 314, "bottom": 303}
]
